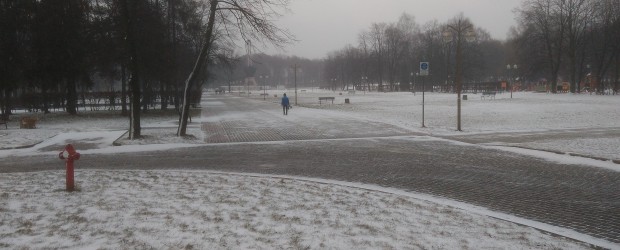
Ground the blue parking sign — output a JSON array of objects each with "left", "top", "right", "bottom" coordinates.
[{"left": 420, "top": 62, "right": 429, "bottom": 76}]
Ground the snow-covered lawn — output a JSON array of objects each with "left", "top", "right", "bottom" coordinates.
[
  {"left": 257, "top": 90, "right": 620, "bottom": 161},
  {"left": 0, "top": 170, "right": 592, "bottom": 249},
  {"left": 279, "top": 90, "right": 620, "bottom": 134}
]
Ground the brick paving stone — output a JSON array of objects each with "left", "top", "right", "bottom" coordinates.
[{"left": 191, "top": 96, "right": 620, "bottom": 244}]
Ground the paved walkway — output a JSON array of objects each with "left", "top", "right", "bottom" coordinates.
[
  {"left": 197, "top": 95, "right": 620, "bottom": 246},
  {"left": 202, "top": 96, "right": 421, "bottom": 143}
]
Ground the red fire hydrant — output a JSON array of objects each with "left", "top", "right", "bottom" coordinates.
[{"left": 59, "top": 144, "right": 80, "bottom": 192}]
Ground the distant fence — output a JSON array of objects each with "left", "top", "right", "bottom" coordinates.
[{"left": 2, "top": 90, "right": 201, "bottom": 113}]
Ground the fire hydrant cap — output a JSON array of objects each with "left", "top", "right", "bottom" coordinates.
[{"left": 59, "top": 144, "right": 80, "bottom": 160}]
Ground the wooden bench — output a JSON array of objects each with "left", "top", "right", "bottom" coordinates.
[
  {"left": 0, "top": 114, "right": 7, "bottom": 129},
  {"left": 348, "top": 90, "right": 356, "bottom": 94},
  {"left": 20, "top": 117, "right": 37, "bottom": 129},
  {"left": 481, "top": 91, "right": 496, "bottom": 100},
  {"left": 318, "top": 97, "right": 335, "bottom": 104}
]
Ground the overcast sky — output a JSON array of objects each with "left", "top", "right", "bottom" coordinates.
[{"left": 264, "top": 0, "right": 522, "bottom": 59}]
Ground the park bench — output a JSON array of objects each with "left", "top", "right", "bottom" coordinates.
[
  {"left": 318, "top": 97, "right": 335, "bottom": 104},
  {"left": 20, "top": 116, "right": 37, "bottom": 129},
  {"left": 481, "top": 91, "right": 496, "bottom": 100},
  {"left": 348, "top": 90, "right": 355, "bottom": 94},
  {"left": 0, "top": 114, "right": 8, "bottom": 129}
]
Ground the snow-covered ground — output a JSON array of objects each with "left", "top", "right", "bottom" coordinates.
[
  {"left": 1, "top": 91, "right": 619, "bottom": 248},
  {"left": 256, "top": 89, "right": 620, "bottom": 161},
  {"left": 0, "top": 170, "right": 593, "bottom": 249}
]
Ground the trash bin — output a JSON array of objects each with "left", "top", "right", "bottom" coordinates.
[
  {"left": 463, "top": 95, "right": 468, "bottom": 100},
  {"left": 345, "top": 98, "right": 350, "bottom": 104}
]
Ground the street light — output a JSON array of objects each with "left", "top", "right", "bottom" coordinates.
[
  {"left": 507, "top": 64, "right": 517, "bottom": 98},
  {"left": 293, "top": 64, "right": 298, "bottom": 105},
  {"left": 443, "top": 17, "right": 475, "bottom": 132},
  {"left": 260, "top": 75, "right": 269, "bottom": 100},
  {"left": 586, "top": 64, "right": 591, "bottom": 93},
  {"left": 410, "top": 72, "right": 415, "bottom": 95},
  {"left": 361, "top": 76, "right": 367, "bottom": 94}
]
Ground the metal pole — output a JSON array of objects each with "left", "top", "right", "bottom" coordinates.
[
  {"left": 510, "top": 68, "right": 513, "bottom": 98},
  {"left": 456, "top": 34, "right": 463, "bottom": 132},
  {"left": 362, "top": 77, "right": 366, "bottom": 94},
  {"left": 263, "top": 77, "right": 266, "bottom": 100},
  {"left": 422, "top": 76, "right": 426, "bottom": 128},
  {"left": 294, "top": 64, "right": 298, "bottom": 105}
]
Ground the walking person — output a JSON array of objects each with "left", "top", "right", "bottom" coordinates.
[{"left": 281, "top": 93, "right": 290, "bottom": 115}]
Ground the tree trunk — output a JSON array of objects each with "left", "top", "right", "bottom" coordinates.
[
  {"left": 160, "top": 82, "right": 167, "bottom": 110},
  {"left": 66, "top": 77, "right": 78, "bottom": 115},
  {"left": 615, "top": 55, "right": 619, "bottom": 94},
  {"left": 121, "top": 64, "right": 128, "bottom": 116},
  {"left": 177, "top": 0, "right": 218, "bottom": 136},
  {"left": 142, "top": 79, "right": 149, "bottom": 112},
  {"left": 1, "top": 89, "right": 12, "bottom": 115},
  {"left": 42, "top": 86, "right": 50, "bottom": 114},
  {"left": 122, "top": 0, "right": 141, "bottom": 138}
]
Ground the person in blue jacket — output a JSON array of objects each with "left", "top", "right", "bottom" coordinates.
[{"left": 281, "top": 93, "right": 290, "bottom": 115}]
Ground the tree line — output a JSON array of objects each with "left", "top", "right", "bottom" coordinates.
[
  {"left": 514, "top": 0, "right": 620, "bottom": 93},
  {"left": 0, "top": 0, "right": 292, "bottom": 137},
  {"left": 1, "top": 0, "right": 618, "bottom": 135},
  {"left": 319, "top": 0, "right": 619, "bottom": 94},
  {"left": 0, "top": 0, "right": 211, "bottom": 131}
]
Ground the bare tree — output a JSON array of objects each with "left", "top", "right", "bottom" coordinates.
[
  {"left": 417, "top": 20, "right": 446, "bottom": 90},
  {"left": 587, "top": 0, "right": 620, "bottom": 93},
  {"left": 120, "top": 0, "right": 142, "bottom": 138},
  {"left": 368, "top": 23, "right": 387, "bottom": 91},
  {"left": 517, "top": 0, "right": 569, "bottom": 93},
  {"left": 384, "top": 24, "right": 408, "bottom": 91},
  {"left": 177, "top": 0, "right": 293, "bottom": 136},
  {"left": 563, "top": 0, "right": 590, "bottom": 93},
  {"left": 358, "top": 31, "right": 372, "bottom": 91},
  {"left": 394, "top": 13, "right": 419, "bottom": 91}
]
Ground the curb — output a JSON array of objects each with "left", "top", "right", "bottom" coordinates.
[
  {"left": 495, "top": 144, "right": 620, "bottom": 165},
  {"left": 112, "top": 130, "right": 129, "bottom": 146},
  {"left": 0, "top": 141, "right": 42, "bottom": 150}
]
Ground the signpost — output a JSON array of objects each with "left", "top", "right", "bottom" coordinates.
[
  {"left": 419, "top": 62, "right": 429, "bottom": 76},
  {"left": 420, "top": 62, "right": 429, "bottom": 128}
]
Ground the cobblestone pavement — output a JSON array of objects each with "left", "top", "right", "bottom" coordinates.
[
  {"left": 200, "top": 95, "right": 620, "bottom": 246},
  {"left": 201, "top": 96, "right": 420, "bottom": 143},
  {"left": 1, "top": 94, "right": 619, "bottom": 246},
  {"left": 439, "top": 128, "right": 620, "bottom": 163},
  {"left": 441, "top": 127, "right": 620, "bottom": 146}
]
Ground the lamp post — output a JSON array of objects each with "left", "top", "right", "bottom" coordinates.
[
  {"left": 421, "top": 72, "right": 426, "bottom": 128},
  {"left": 410, "top": 72, "right": 415, "bottom": 95},
  {"left": 443, "top": 18, "right": 475, "bottom": 132},
  {"left": 586, "top": 64, "right": 591, "bottom": 93},
  {"left": 259, "top": 76, "right": 263, "bottom": 100},
  {"left": 361, "top": 76, "right": 367, "bottom": 94},
  {"left": 260, "top": 75, "right": 269, "bottom": 100},
  {"left": 293, "top": 64, "right": 298, "bottom": 105},
  {"left": 507, "top": 64, "right": 517, "bottom": 98}
]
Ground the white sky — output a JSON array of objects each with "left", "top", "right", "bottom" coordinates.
[{"left": 267, "top": 0, "right": 522, "bottom": 59}]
